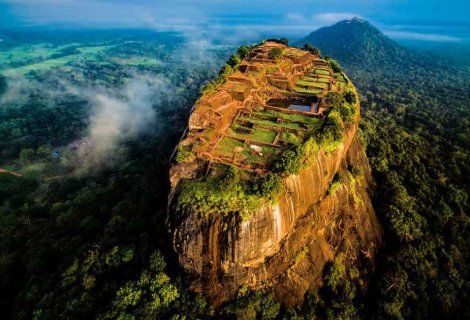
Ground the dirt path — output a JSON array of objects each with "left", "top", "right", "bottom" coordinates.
[{"left": 0, "top": 168, "right": 23, "bottom": 177}]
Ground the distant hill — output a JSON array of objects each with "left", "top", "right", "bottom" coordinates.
[{"left": 297, "top": 18, "right": 409, "bottom": 69}]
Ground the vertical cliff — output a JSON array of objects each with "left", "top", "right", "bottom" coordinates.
[{"left": 168, "top": 41, "right": 382, "bottom": 307}]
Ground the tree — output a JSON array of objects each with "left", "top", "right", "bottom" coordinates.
[
  {"left": 175, "top": 145, "right": 195, "bottom": 163},
  {"left": 237, "top": 45, "right": 250, "bottom": 59},
  {"left": 326, "top": 58, "right": 342, "bottom": 73},
  {"left": 303, "top": 44, "right": 321, "bottom": 56},
  {"left": 344, "top": 91, "right": 356, "bottom": 104},
  {"left": 19, "top": 148, "right": 35, "bottom": 165},
  {"left": 325, "top": 92, "right": 343, "bottom": 106},
  {"left": 0, "top": 74, "right": 6, "bottom": 95},
  {"left": 227, "top": 54, "right": 242, "bottom": 68},
  {"left": 322, "top": 255, "right": 359, "bottom": 320}
]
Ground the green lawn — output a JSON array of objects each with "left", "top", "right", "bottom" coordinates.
[
  {"left": 215, "top": 137, "right": 275, "bottom": 165},
  {"left": 249, "top": 128, "right": 277, "bottom": 143},
  {"left": 294, "top": 86, "right": 323, "bottom": 95},
  {"left": 229, "top": 126, "right": 277, "bottom": 144},
  {"left": 314, "top": 68, "right": 330, "bottom": 75},
  {"left": 296, "top": 79, "right": 329, "bottom": 89},
  {"left": 216, "top": 137, "right": 246, "bottom": 156},
  {"left": 241, "top": 117, "right": 304, "bottom": 130},
  {"left": 317, "top": 77, "right": 331, "bottom": 83},
  {"left": 254, "top": 109, "right": 322, "bottom": 126}
]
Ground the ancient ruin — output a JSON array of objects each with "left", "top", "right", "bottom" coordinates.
[
  {"left": 176, "top": 41, "right": 345, "bottom": 175},
  {"left": 168, "top": 41, "right": 382, "bottom": 307}
]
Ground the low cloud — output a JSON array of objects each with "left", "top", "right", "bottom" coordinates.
[
  {"left": 72, "top": 75, "right": 173, "bottom": 172},
  {"left": 0, "top": 74, "right": 63, "bottom": 106},
  {"left": 285, "top": 13, "right": 306, "bottom": 21},
  {"left": 385, "top": 30, "right": 462, "bottom": 42},
  {"left": 312, "top": 13, "right": 360, "bottom": 24},
  {"left": 1, "top": 71, "right": 178, "bottom": 174}
]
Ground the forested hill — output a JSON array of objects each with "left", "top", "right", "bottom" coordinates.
[
  {"left": 299, "top": 19, "right": 470, "bottom": 319},
  {"left": 297, "top": 18, "right": 407, "bottom": 67}
]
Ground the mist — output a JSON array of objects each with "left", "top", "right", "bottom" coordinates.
[
  {"left": 0, "top": 72, "right": 176, "bottom": 172},
  {"left": 72, "top": 75, "right": 174, "bottom": 172}
]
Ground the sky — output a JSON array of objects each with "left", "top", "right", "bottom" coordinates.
[{"left": 0, "top": 0, "right": 469, "bottom": 43}]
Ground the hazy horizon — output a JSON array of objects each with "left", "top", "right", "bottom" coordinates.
[{"left": 1, "top": 0, "right": 469, "bottom": 44}]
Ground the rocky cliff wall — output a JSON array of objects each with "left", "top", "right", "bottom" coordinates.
[{"left": 169, "top": 118, "right": 382, "bottom": 306}]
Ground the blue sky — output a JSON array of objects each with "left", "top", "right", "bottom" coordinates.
[{"left": 0, "top": 0, "right": 469, "bottom": 42}]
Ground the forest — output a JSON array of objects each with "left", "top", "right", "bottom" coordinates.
[{"left": 0, "top": 25, "right": 469, "bottom": 320}]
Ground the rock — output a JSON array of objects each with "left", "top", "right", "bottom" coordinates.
[{"left": 167, "top": 41, "right": 382, "bottom": 307}]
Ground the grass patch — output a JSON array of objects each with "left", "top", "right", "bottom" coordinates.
[
  {"left": 249, "top": 128, "right": 277, "bottom": 143},
  {"left": 296, "top": 79, "right": 329, "bottom": 89},
  {"left": 293, "top": 86, "right": 323, "bottom": 95},
  {"left": 255, "top": 109, "right": 322, "bottom": 127},
  {"left": 280, "top": 132, "right": 303, "bottom": 145},
  {"left": 314, "top": 68, "right": 330, "bottom": 76},
  {"left": 239, "top": 116, "right": 303, "bottom": 130},
  {"left": 229, "top": 126, "right": 277, "bottom": 144},
  {"left": 216, "top": 137, "right": 246, "bottom": 157}
]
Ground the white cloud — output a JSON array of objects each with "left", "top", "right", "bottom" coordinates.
[
  {"left": 385, "top": 30, "right": 462, "bottom": 42},
  {"left": 70, "top": 75, "right": 174, "bottom": 171},
  {"left": 286, "top": 13, "right": 306, "bottom": 21},
  {"left": 312, "top": 12, "right": 359, "bottom": 24}
]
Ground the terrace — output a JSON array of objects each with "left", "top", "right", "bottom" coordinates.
[{"left": 180, "top": 41, "right": 350, "bottom": 175}]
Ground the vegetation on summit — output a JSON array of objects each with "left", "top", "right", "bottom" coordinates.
[{"left": 173, "top": 41, "right": 359, "bottom": 219}]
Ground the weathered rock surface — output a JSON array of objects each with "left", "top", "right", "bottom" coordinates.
[
  {"left": 169, "top": 123, "right": 381, "bottom": 307},
  {"left": 167, "top": 42, "right": 382, "bottom": 307}
]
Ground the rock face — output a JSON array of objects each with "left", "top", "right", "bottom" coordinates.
[{"left": 168, "top": 42, "right": 382, "bottom": 307}]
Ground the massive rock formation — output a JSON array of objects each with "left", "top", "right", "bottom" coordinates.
[{"left": 168, "top": 41, "right": 382, "bottom": 307}]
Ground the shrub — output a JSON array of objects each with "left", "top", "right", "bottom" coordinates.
[
  {"left": 273, "top": 137, "right": 319, "bottom": 175},
  {"left": 303, "top": 44, "right": 321, "bottom": 56},
  {"left": 350, "top": 165, "right": 364, "bottom": 179},
  {"left": 219, "top": 64, "right": 234, "bottom": 77},
  {"left": 316, "top": 110, "right": 344, "bottom": 152},
  {"left": 273, "top": 149, "right": 302, "bottom": 175},
  {"left": 325, "top": 92, "right": 344, "bottom": 107},
  {"left": 338, "top": 104, "right": 355, "bottom": 123},
  {"left": 177, "top": 167, "right": 286, "bottom": 219},
  {"left": 254, "top": 173, "right": 283, "bottom": 201},
  {"left": 344, "top": 91, "right": 357, "bottom": 104},
  {"left": 328, "top": 173, "right": 343, "bottom": 195},
  {"left": 177, "top": 167, "right": 263, "bottom": 218},
  {"left": 237, "top": 45, "right": 250, "bottom": 59},
  {"left": 268, "top": 48, "right": 283, "bottom": 60},
  {"left": 227, "top": 54, "right": 242, "bottom": 68},
  {"left": 175, "top": 145, "right": 194, "bottom": 163},
  {"left": 279, "top": 37, "right": 289, "bottom": 46},
  {"left": 326, "top": 57, "right": 342, "bottom": 73},
  {"left": 266, "top": 38, "right": 288, "bottom": 45}
]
